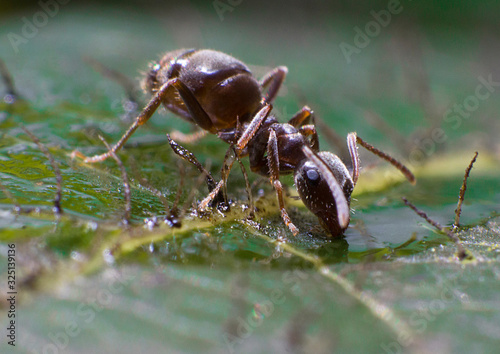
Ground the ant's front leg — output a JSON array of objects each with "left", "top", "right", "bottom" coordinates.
[
  {"left": 198, "top": 104, "right": 274, "bottom": 211},
  {"left": 267, "top": 128, "right": 299, "bottom": 236},
  {"left": 259, "top": 66, "right": 288, "bottom": 104},
  {"left": 169, "top": 129, "right": 208, "bottom": 144}
]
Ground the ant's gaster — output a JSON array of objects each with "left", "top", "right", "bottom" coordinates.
[{"left": 72, "top": 49, "right": 416, "bottom": 237}]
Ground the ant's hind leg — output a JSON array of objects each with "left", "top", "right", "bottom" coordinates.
[
  {"left": 259, "top": 66, "right": 288, "bottom": 104},
  {"left": 267, "top": 128, "right": 299, "bottom": 236},
  {"left": 72, "top": 78, "right": 215, "bottom": 163},
  {"left": 72, "top": 78, "right": 181, "bottom": 163},
  {"left": 172, "top": 80, "right": 217, "bottom": 133}
]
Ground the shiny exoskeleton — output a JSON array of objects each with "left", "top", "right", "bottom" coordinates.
[{"left": 73, "top": 49, "right": 416, "bottom": 237}]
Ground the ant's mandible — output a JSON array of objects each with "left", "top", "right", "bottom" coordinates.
[{"left": 72, "top": 48, "right": 416, "bottom": 237}]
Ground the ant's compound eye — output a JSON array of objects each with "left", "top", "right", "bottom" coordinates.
[
  {"left": 150, "top": 62, "right": 161, "bottom": 72},
  {"left": 305, "top": 168, "right": 320, "bottom": 185},
  {"left": 144, "top": 62, "right": 162, "bottom": 94}
]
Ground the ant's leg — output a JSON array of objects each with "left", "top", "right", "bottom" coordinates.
[
  {"left": 259, "top": 66, "right": 288, "bottom": 104},
  {"left": 199, "top": 179, "right": 225, "bottom": 210},
  {"left": 289, "top": 106, "right": 319, "bottom": 151},
  {"left": 352, "top": 132, "right": 416, "bottom": 185},
  {"left": 199, "top": 144, "right": 237, "bottom": 210},
  {"left": 233, "top": 146, "right": 254, "bottom": 218},
  {"left": 267, "top": 128, "right": 299, "bottom": 235},
  {"left": 0, "top": 59, "right": 18, "bottom": 102},
  {"left": 206, "top": 144, "right": 255, "bottom": 216},
  {"left": 172, "top": 80, "right": 217, "bottom": 133},
  {"left": 167, "top": 134, "right": 224, "bottom": 206},
  {"left": 288, "top": 106, "right": 314, "bottom": 127},
  {"left": 219, "top": 145, "right": 236, "bottom": 206},
  {"left": 72, "top": 78, "right": 215, "bottom": 163},
  {"left": 236, "top": 104, "right": 272, "bottom": 152},
  {"left": 84, "top": 56, "right": 140, "bottom": 109},
  {"left": 201, "top": 144, "right": 255, "bottom": 213},
  {"left": 169, "top": 129, "right": 208, "bottom": 144},
  {"left": 72, "top": 78, "right": 180, "bottom": 163},
  {"left": 298, "top": 125, "right": 319, "bottom": 152}
]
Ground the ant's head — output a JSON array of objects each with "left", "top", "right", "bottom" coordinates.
[
  {"left": 142, "top": 61, "right": 161, "bottom": 94},
  {"left": 142, "top": 49, "right": 196, "bottom": 95},
  {"left": 294, "top": 150, "right": 354, "bottom": 237}
]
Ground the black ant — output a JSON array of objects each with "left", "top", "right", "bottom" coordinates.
[{"left": 72, "top": 49, "right": 416, "bottom": 237}]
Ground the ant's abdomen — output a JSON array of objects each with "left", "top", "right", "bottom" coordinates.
[
  {"left": 148, "top": 49, "right": 263, "bottom": 131},
  {"left": 181, "top": 50, "right": 262, "bottom": 130},
  {"left": 202, "top": 72, "right": 261, "bottom": 129}
]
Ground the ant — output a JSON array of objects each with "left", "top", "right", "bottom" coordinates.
[{"left": 72, "top": 49, "right": 416, "bottom": 237}]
